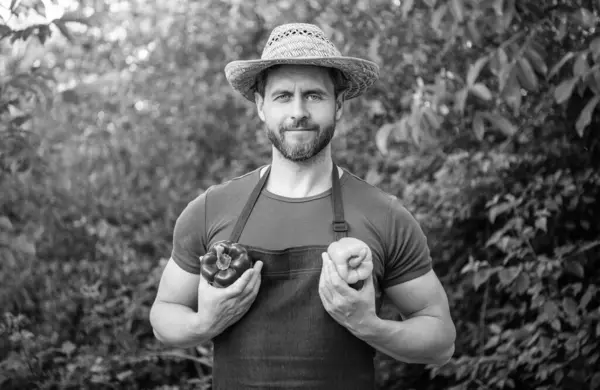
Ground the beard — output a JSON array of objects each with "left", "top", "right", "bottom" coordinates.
[{"left": 265, "top": 120, "right": 336, "bottom": 162}]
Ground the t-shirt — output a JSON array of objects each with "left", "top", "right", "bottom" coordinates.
[{"left": 171, "top": 165, "right": 432, "bottom": 292}]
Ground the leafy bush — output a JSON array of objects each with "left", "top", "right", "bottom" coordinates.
[{"left": 1, "top": 0, "right": 599, "bottom": 389}]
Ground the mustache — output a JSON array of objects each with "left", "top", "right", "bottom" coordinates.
[{"left": 281, "top": 118, "right": 319, "bottom": 131}]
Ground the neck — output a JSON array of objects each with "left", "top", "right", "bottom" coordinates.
[{"left": 262, "top": 147, "right": 341, "bottom": 198}]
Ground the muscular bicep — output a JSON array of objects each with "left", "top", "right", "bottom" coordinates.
[
  {"left": 384, "top": 269, "right": 452, "bottom": 321},
  {"left": 154, "top": 258, "right": 200, "bottom": 310}
]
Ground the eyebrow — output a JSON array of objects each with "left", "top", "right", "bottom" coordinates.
[{"left": 269, "top": 87, "right": 330, "bottom": 98}]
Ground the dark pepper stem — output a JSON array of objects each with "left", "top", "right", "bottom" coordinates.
[{"left": 215, "top": 245, "right": 232, "bottom": 270}]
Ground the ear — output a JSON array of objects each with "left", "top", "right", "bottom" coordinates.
[
  {"left": 255, "top": 92, "right": 266, "bottom": 122},
  {"left": 334, "top": 93, "right": 345, "bottom": 121}
]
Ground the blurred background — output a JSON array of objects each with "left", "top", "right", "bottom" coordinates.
[{"left": 1, "top": 0, "right": 599, "bottom": 389}]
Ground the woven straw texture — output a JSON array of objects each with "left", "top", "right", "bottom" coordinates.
[{"left": 224, "top": 23, "right": 380, "bottom": 102}]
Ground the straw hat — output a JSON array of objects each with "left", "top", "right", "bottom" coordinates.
[{"left": 224, "top": 23, "right": 380, "bottom": 102}]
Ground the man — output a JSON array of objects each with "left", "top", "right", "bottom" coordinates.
[{"left": 150, "top": 23, "right": 456, "bottom": 389}]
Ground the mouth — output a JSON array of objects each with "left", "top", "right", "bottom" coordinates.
[{"left": 284, "top": 128, "right": 317, "bottom": 132}]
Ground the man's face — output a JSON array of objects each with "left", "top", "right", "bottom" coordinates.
[{"left": 255, "top": 65, "right": 344, "bottom": 162}]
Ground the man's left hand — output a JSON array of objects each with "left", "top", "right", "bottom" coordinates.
[{"left": 318, "top": 252, "right": 378, "bottom": 336}]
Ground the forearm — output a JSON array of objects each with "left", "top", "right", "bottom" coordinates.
[
  {"left": 149, "top": 301, "right": 220, "bottom": 349},
  {"left": 356, "top": 315, "right": 456, "bottom": 366}
]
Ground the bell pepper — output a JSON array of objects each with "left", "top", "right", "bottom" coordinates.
[
  {"left": 200, "top": 240, "right": 252, "bottom": 288},
  {"left": 327, "top": 237, "right": 374, "bottom": 290}
]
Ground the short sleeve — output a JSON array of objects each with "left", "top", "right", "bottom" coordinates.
[
  {"left": 382, "top": 195, "right": 433, "bottom": 288},
  {"left": 170, "top": 190, "right": 209, "bottom": 274}
]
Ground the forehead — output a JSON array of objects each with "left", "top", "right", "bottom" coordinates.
[{"left": 265, "top": 65, "right": 334, "bottom": 90}]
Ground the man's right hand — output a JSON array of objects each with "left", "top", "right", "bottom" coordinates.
[{"left": 197, "top": 260, "right": 264, "bottom": 333}]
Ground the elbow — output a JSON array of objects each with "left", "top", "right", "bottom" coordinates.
[
  {"left": 429, "top": 322, "right": 456, "bottom": 366},
  {"left": 429, "top": 343, "right": 455, "bottom": 366},
  {"left": 149, "top": 303, "right": 169, "bottom": 345},
  {"left": 152, "top": 328, "right": 167, "bottom": 344}
]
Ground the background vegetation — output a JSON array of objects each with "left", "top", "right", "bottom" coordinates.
[{"left": 1, "top": 0, "right": 599, "bottom": 389}]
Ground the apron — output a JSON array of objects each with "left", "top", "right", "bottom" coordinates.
[{"left": 211, "top": 164, "right": 376, "bottom": 389}]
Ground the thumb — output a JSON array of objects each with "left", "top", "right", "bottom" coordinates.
[{"left": 360, "top": 273, "right": 375, "bottom": 293}]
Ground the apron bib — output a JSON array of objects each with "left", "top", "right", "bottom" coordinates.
[{"left": 211, "top": 164, "right": 376, "bottom": 389}]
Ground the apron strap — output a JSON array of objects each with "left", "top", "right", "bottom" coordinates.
[
  {"left": 331, "top": 164, "right": 348, "bottom": 241},
  {"left": 228, "top": 163, "right": 348, "bottom": 243},
  {"left": 229, "top": 165, "right": 272, "bottom": 243}
]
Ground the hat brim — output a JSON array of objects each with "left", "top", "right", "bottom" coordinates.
[{"left": 224, "top": 56, "right": 380, "bottom": 102}]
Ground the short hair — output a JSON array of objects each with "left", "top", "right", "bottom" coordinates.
[{"left": 253, "top": 65, "right": 349, "bottom": 100}]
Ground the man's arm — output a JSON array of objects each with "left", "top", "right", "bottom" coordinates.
[
  {"left": 150, "top": 257, "right": 263, "bottom": 349},
  {"left": 149, "top": 258, "right": 216, "bottom": 349},
  {"left": 356, "top": 269, "right": 456, "bottom": 366}
]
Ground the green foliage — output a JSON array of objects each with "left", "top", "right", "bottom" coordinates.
[{"left": 1, "top": 0, "right": 599, "bottom": 389}]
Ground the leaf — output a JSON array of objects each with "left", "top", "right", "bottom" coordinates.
[
  {"left": 501, "top": 73, "right": 522, "bottom": 114},
  {"left": 498, "top": 266, "right": 520, "bottom": 285},
  {"left": 61, "top": 341, "right": 76, "bottom": 355},
  {"left": 571, "top": 8, "right": 597, "bottom": 29},
  {"left": 423, "top": 107, "right": 441, "bottom": 130},
  {"left": 58, "top": 12, "right": 92, "bottom": 26},
  {"left": 473, "top": 110, "right": 485, "bottom": 140},
  {"left": 488, "top": 201, "right": 513, "bottom": 223},
  {"left": 490, "top": 48, "right": 508, "bottom": 76},
  {"left": 11, "top": 114, "right": 31, "bottom": 126},
  {"left": 467, "top": 56, "right": 489, "bottom": 86},
  {"left": 13, "top": 235, "right": 36, "bottom": 255},
  {"left": 575, "top": 95, "right": 600, "bottom": 136},
  {"left": 117, "top": 370, "right": 133, "bottom": 381},
  {"left": 454, "top": 87, "right": 468, "bottom": 114},
  {"left": 473, "top": 268, "right": 493, "bottom": 290},
  {"left": 535, "top": 216, "right": 547, "bottom": 232},
  {"left": 393, "top": 117, "right": 411, "bottom": 143},
  {"left": 484, "top": 335, "right": 500, "bottom": 350},
  {"left": 375, "top": 122, "right": 395, "bottom": 155},
  {"left": 517, "top": 57, "right": 538, "bottom": 91},
  {"left": 0, "top": 216, "right": 13, "bottom": 231},
  {"left": 591, "top": 373, "right": 600, "bottom": 390},
  {"left": 591, "top": 37, "right": 600, "bottom": 59},
  {"left": 543, "top": 301, "right": 559, "bottom": 319},
  {"left": 0, "top": 24, "right": 12, "bottom": 40},
  {"left": 467, "top": 19, "right": 481, "bottom": 46},
  {"left": 515, "top": 272, "right": 530, "bottom": 294},
  {"left": 449, "top": 0, "right": 465, "bottom": 23},
  {"left": 548, "top": 52, "right": 575, "bottom": 79},
  {"left": 525, "top": 46, "right": 548, "bottom": 75},
  {"left": 498, "top": 62, "right": 516, "bottom": 93},
  {"left": 470, "top": 83, "right": 493, "bottom": 100},
  {"left": 483, "top": 112, "right": 517, "bottom": 136},
  {"left": 554, "top": 77, "right": 579, "bottom": 104},
  {"left": 492, "top": 0, "right": 503, "bottom": 15},
  {"left": 580, "top": 286, "right": 595, "bottom": 309},
  {"left": 431, "top": 4, "right": 448, "bottom": 34},
  {"left": 562, "top": 297, "right": 578, "bottom": 318},
  {"left": 53, "top": 20, "right": 73, "bottom": 43},
  {"left": 489, "top": 323, "right": 502, "bottom": 334},
  {"left": 564, "top": 261, "right": 584, "bottom": 278},
  {"left": 10, "top": 0, "right": 18, "bottom": 11},
  {"left": 573, "top": 53, "right": 589, "bottom": 78},
  {"left": 401, "top": 0, "right": 415, "bottom": 20}
]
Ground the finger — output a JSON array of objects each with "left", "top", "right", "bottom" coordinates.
[
  {"left": 226, "top": 266, "right": 255, "bottom": 297},
  {"left": 319, "top": 253, "right": 334, "bottom": 302},
  {"left": 244, "top": 261, "right": 263, "bottom": 295},
  {"left": 325, "top": 254, "right": 351, "bottom": 293}
]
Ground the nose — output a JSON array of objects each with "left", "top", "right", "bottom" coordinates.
[{"left": 290, "top": 96, "right": 309, "bottom": 127}]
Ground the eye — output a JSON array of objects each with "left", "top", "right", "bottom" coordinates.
[
  {"left": 274, "top": 93, "right": 291, "bottom": 102},
  {"left": 307, "top": 94, "right": 322, "bottom": 101}
]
